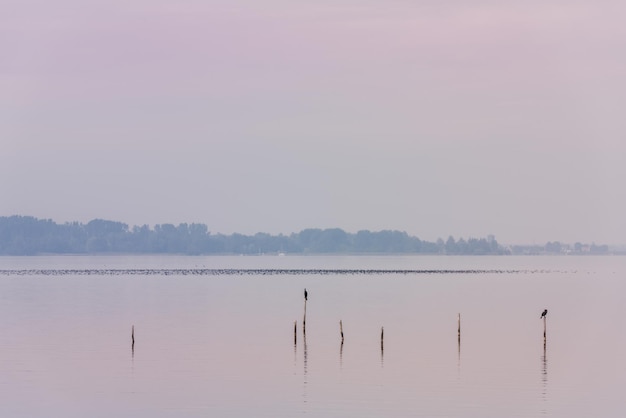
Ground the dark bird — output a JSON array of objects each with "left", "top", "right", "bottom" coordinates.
[
  {"left": 304, "top": 288, "right": 308, "bottom": 301},
  {"left": 540, "top": 309, "right": 548, "bottom": 319}
]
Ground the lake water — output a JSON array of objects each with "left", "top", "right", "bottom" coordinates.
[{"left": 0, "top": 255, "right": 625, "bottom": 417}]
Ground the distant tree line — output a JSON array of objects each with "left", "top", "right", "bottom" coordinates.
[
  {"left": 510, "top": 241, "right": 609, "bottom": 255},
  {"left": 0, "top": 216, "right": 512, "bottom": 256}
]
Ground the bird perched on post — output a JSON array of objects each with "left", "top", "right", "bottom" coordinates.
[
  {"left": 540, "top": 309, "right": 548, "bottom": 318},
  {"left": 304, "top": 288, "right": 308, "bottom": 301}
]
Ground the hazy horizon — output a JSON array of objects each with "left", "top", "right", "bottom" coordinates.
[
  {"left": 0, "top": 214, "right": 615, "bottom": 249},
  {"left": 3, "top": 1, "right": 626, "bottom": 245}
]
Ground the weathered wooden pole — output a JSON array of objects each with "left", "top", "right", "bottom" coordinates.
[{"left": 339, "top": 320, "right": 344, "bottom": 344}]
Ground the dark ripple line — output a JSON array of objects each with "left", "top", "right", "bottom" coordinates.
[{"left": 0, "top": 268, "right": 548, "bottom": 277}]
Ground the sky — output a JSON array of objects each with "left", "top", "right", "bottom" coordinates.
[{"left": 2, "top": 0, "right": 626, "bottom": 245}]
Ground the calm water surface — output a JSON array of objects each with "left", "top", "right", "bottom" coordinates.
[{"left": 0, "top": 255, "right": 625, "bottom": 417}]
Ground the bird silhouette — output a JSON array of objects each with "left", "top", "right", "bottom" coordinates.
[
  {"left": 540, "top": 309, "right": 547, "bottom": 318},
  {"left": 304, "top": 288, "right": 308, "bottom": 301}
]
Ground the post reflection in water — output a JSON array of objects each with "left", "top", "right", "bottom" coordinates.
[
  {"left": 302, "top": 332, "right": 308, "bottom": 411},
  {"left": 457, "top": 313, "right": 461, "bottom": 374},
  {"left": 457, "top": 334, "right": 461, "bottom": 374},
  {"left": 380, "top": 327, "right": 384, "bottom": 368},
  {"left": 340, "top": 341, "right": 343, "bottom": 369},
  {"left": 301, "top": 288, "right": 308, "bottom": 412},
  {"left": 293, "top": 335, "right": 297, "bottom": 368},
  {"left": 339, "top": 319, "right": 344, "bottom": 369},
  {"left": 131, "top": 325, "right": 135, "bottom": 360},
  {"left": 541, "top": 342, "right": 548, "bottom": 415}
]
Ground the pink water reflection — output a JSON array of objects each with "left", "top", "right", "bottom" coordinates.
[{"left": 0, "top": 255, "right": 625, "bottom": 417}]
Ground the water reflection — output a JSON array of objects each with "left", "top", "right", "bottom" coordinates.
[
  {"left": 541, "top": 342, "right": 548, "bottom": 415},
  {"left": 380, "top": 326, "right": 384, "bottom": 367},
  {"left": 302, "top": 289, "right": 308, "bottom": 412},
  {"left": 542, "top": 312, "right": 548, "bottom": 414},
  {"left": 457, "top": 334, "right": 461, "bottom": 374},
  {"left": 4, "top": 256, "right": 624, "bottom": 418},
  {"left": 338, "top": 319, "right": 345, "bottom": 368},
  {"left": 340, "top": 341, "right": 344, "bottom": 368},
  {"left": 131, "top": 325, "right": 135, "bottom": 361},
  {"left": 293, "top": 330, "right": 297, "bottom": 368},
  {"left": 302, "top": 332, "right": 308, "bottom": 411}
]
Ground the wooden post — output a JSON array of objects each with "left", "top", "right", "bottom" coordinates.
[{"left": 340, "top": 320, "right": 344, "bottom": 344}]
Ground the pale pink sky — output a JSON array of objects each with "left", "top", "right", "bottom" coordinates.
[{"left": 2, "top": 0, "right": 626, "bottom": 244}]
